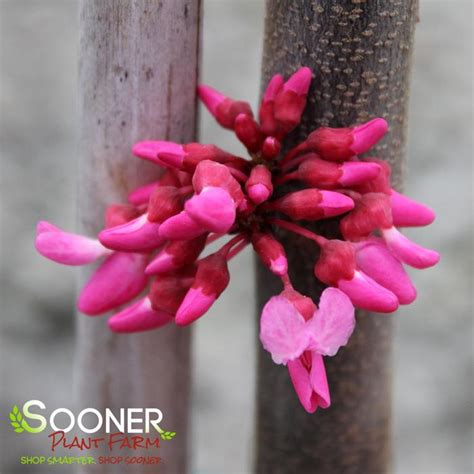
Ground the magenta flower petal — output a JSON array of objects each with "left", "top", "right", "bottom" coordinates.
[
  {"left": 355, "top": 238, "right": 417, "bottom": 304},
  {"left": 309, "top": 352, "right": 331, "bottom": 409},
  {"left": 338, "top": 161, "right": 381, "bottom": 186},
  {"left": 307, "top": 287, "right": 355, "bottom": 356},
  {"left": 319, "top": 190, "right": 355, "bottom": 217},
  {"left": 197, "top": 84, "right": 226, "bottom": 116},
  {"left": 382, "top": 226, "right": 440, "bottom": 269},
  {"left": 108, "top": 297, "right": 173, "bottom": 333},
  {"left": 98, "top": 214, "right": 164, "bottom": 252},
  {"left": 78, "top": 252, "right": 148, "bottom": 315},
  {"left": 158, "top": 210, "right": 206, "bottom": 240},
  {"left": 287, "top": 352, "right": 330, "bottom": 413},
  {"left": 259, "top": 296, "right": 310, "bottom": 365},
  {"left": 132, "top": 141, "right": 174, "bottom": 166},
  {"left": 35, "top": 222, "right": 110, "bottom": 265},
  {"left": 338, "top": 270, "right": 399, "bottom": 313},
  {"left": 185, "top": 187, "right": 236, "bottom": 234},
  {"left": 175, "top": 287, "right": 216, "bottom": 326},
  {"left": 283, "top": 66, "right": 312, "bottom": 95},
  {"left": 350, "top": 118, "right": 388, "bottom": 154},
  {"left": 390, "top": 189, "right": 436, "bottom": 227}
]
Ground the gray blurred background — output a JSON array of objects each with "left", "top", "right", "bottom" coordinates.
[{"left": 0, "top": 1, "right": 472, "bottom": 473}]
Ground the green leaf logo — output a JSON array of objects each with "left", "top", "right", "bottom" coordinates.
[
  {"left": 9, "top": 405, "right": 25, "bottom": 433},
  {"left": 160, "top": 430, "right": 176, "bottom": 441}
]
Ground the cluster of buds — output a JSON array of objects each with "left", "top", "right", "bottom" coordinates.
[{"left": 35, "top": 67, "right": 439, "bottom": 413}]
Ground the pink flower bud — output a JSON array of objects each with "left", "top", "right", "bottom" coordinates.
[
  {"left": 273, "top": 67, "right": 312, "bottom": 134},
  {"left": 252, "top": 232, "right": 288, "bottom": 276},
  {"left": 305, "top": 118, "right": 388, "bottom": 161},
  {"left": 340, "top": 192, "right": 393, "bottom": 241},
  {"left": 354, "top": 238, "right": 417, "bottom": 304},
  {"left": 354, "top": 158, "right": 392, "bottom": 194},
  {"left": 185, "top": 187, "right": 236, "bottom": 234},
  {"left": 78, "top": 252, "right": 148, "bottom": 315},
  {"left": 149, "top": 266, "right": 196, "bottom": 314},
  {"left": 147, "top": 186, "right": 183, "bottom": 223},
  {"left": 261, "top": 136, "right": 281, "bottom": 160},
  {"left": 259, "top": 74, "right": 284, "bottom": 136},
  {"left": 314, "top": 239, "right": 398, "bottom": 312},
  {"left": 175, "top": 253, "right": 230, "bottom": 326},
  {"left": 382, "top": 227, "right": 440, "bottom": 269},
  {"left": 98, "top": 213, "right": 164, "bottom": 252},
  {"left": 127, "top": 171, "right": 181, "bottom": 206},
  {"left": 246, "top": 165, "right": 273, "bottom": 204},
  {"left": 192, "top": 160, "right": 245, "bottom": 206},
  {"left": 294, "top": 156, "right": 381, "bottom": 188},
  {"left": 145, "top": 235, "right": 207, "bottom": 275},
  {"left": 132, "top": 140, "right": 180, "bottom": 166},
  {"left": 337, "top": 270, "right": 399, "bottom": 313},
  {"left": 270, "top": 189, "right": 354, "bottom": 221},
  {"left": 198, "top": 84, "right": 253, "bottom": 129},
  {"left": 108, "top": 297, "right": 173, "bottom": 333},
  {"left": 390, "top": 190, "right": 435, "bottom": 227},
  {"left": 158, "top": 210, "right": 205, "bottom": 240},
  {"left": 234, "top": 113, "right": 264, "bottom": 152},
  {"left": 35, "top": 222, "right": 110, "bottom": 265}
]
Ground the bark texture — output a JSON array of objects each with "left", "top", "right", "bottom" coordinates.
[
  {"left": 256, "top": 1, "right": 418, "bottom": 473},
  {"left": 76, "top": 2, "right": 201, "bottom": 473}
]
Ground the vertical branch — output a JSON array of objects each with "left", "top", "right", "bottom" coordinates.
[
  {"left": 256, "top": 1, "right": 418, "bottom": 473},
  {"left": 76, "top": 1, "right": 200, "bottom": 472}
]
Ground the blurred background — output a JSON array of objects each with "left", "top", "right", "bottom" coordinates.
[{"left": 1, "top": 1, "right": 472, "bottom": 473}]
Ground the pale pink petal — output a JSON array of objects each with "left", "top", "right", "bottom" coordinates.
[
  {"left": 338, "top": 270, "right": 399, "bottom": 313},
  {"left": 307, "top": 287, "right": 355, "bottom": 356},
  {"left": 35, "top": 224, "right": 109, "bottom": 265},
  {"left": 78, "top": 252, "right": 148, "bottom": 315},
  {"left": 350, "top": 118, "right": 388, "bottom": 154},
  {"left": 108, "top": 297, "right": 173, "bottom": 333},
  {"left": 185, "top": 187, "right": 236, "bottom": 233},
  {"left": 175, "top": 287, "right": 215, "bottom": 326},
  {"left": 390, "top": 190, "right": 436, "bottom": 227},
  {"left": 98, "top": 214, "right": 164, "bottom": 252},
  {"left": 158, "top": 210, "right": 206, "bottom": 240},
  {"left": 354, "top": 237, "right": 417, "bottom": 304},
  {"left": 382, "top": 226, "right": 440, "bottom": 269},
  {"left": 259, "top": 296, "right": 310, "bottom": 365}
]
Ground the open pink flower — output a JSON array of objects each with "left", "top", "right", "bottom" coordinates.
[{"left": 260, "top": 287, "right": 355, "bottom": 412}]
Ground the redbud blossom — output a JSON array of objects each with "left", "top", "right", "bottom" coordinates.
[{"left": 36, "top": 66, "right": 439, "bottom": 414}]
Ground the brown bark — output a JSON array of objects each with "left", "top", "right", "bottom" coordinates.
[
  {"left": 256, "top": 1, "right": 418, "bottom": 473},
  {"left": 76, "top": 1, "right": 201, "bottom": 473}
]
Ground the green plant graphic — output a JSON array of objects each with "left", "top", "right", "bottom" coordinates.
[
  {"left": 9, "top": 405, "right": 25, "bottom": 433},
  {"left": 156, "top": 426, "right": 176, "bottom": 441}
]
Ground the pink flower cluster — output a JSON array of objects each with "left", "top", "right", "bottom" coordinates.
[{"left": 36, "top": 67, "right": 439, "bottom": 413}]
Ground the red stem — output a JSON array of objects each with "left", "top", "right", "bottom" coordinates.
[
  {"left": 227, "top": 239, "right": 249, "bottom": 260},
  {"left": 269, "top": 218, "right": 327, "bottom": 246}
]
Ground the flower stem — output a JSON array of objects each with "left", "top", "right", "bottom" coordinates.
[{"left": 269, "top": 218, "right": 327, "bottom": 246}]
